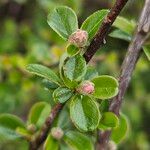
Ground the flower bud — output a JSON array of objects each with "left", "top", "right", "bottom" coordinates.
[
  {"left": 51, "top": 127, "right": 64, "bottom": 140},
  {"left": 76, "top": 81, "right": 95, "bottom": 95},
  {"left": 68, "top": 29, "right": 88, "bottom": 47},
  {"left": 107, "top": 141, "right": 117, "bottom": 150},
  {"left": 27, "top": 124, "right": 36, "bottom": 133}
]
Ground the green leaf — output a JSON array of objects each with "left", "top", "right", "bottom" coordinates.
[
  {"left": 111, "top": 114, "right": 129, "bottom": 143},
  {"left": 92, "top": 75, "right": 119, "bottom": 99},
  {"left": 64, "top": 131, "right": 94, "bottom": 150},
  {"left": 59, "top": 53, "right": 78, "bottom": 89},
  {"left": 109, "top": 29, "right": 132, "bottom": 42},
  {"left": 44, "top": 134, "right": 59, "bottom": 150},
  {"left": 0, "top": 126, "right": 21, "bottom": 141},
  {"left": 53, "top": 87, "right": 73, "bottom": 103},
  {"left": 83, "top": 66, "right": 98, "bottom": 80},
  {"left": 27, "top": 64, "right": 62, "bottom": 85},
  {"left": 42, "top": 79, "right": 59, "bottom": 90},
  {"left": 81, "top": 9, "right": 109, "bottom": 41},
  {"left": 28, "top": 102, "right": 51, "bottom": 128},
  {"left": 0, "top": 114, "right": 25, "bottom": 141},
  {"left": 16, "top": 127, "right": 31, "bottom": 139},
  {"left": 70, "top": 95, "right": 100, "bottom": 131},
  {"left": 47, "top": 6, "right": 78, "bottom": 40},
  {"left": 100, "top": 112, "right": 119, "bottom": 128},
  {"left": 143, "top": 45, "right": 150, "bottom": 61},
  {"left": 98, "top": 123, "right": 110, "bottom": 131},
  {"left": 113, "top": 16, "right": 136, "bottom": 35},
  {"left": 63, "top": 54, "right": 87, "bottom": 81},
  {"left": 99, "top": 100, "right": 109, "bottom": 113},
  {"left": 67, "top": 44, "right": 80, "bottom": 56},
  {"left": 57, "top": 106, "right": 72, "bottom": 130},
  {"left": 0, "top": 114, "right": 25, "bottom": 130}
]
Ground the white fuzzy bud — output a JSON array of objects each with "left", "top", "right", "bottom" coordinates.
[
  {"left": 107, "top": 141, "right": 117, "bottom": 150},
  {"left": 68, "top": 29, "right": 88, "bottom": 47},
  {"left": 51, "top": 127, "right": 64, "bottom": 140}
]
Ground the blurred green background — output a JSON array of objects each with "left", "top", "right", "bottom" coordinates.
[{"left": 0, "top": 0, "right": 149, "bottom": 149}]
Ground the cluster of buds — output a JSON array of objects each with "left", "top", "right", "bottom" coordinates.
[
  {"left": 68, "top": 29, "right": 88, "bottom": 47},
  {"left": 76, "top": 81, "right": 95, "bottom": 95},
  {"left": 51, "top": 127, "right": 64, "bottom": 140}
]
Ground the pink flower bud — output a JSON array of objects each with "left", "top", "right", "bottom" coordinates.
[
  {"left": 51, "top": 127, "right": 64, "bottom": 140},
  {"left": 68, "top": 29, "right": 88, "bottom": 47},
  {"left": 76, "top": 81, "right": 95, "bottom": 95}
]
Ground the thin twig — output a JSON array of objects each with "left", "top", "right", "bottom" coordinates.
[
  {"left": 83, "top": 0, "right": 128, "bottom": 63},
  {"left": 29, "top": 103, "right": 63, "bottom": 150},
  {"left": 29, "top": 0, "right": 129, "bottom": 149},
  {"left": 97, "top": 0, "right": 150, "bottom": 149}
]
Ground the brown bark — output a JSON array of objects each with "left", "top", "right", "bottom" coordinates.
[{"left": 97, "top": 0, "right": 150, "bottom": 149}]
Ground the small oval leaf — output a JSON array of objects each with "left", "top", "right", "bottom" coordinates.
[
  {"left": 113, "top": 16, "right": 136, "bottom": 35},
  {"left": 63, "top": 54, "right": 87, "bottom": 81},
  {"left": 0, "top": 114, "right": 25, "bottom": 141},
  {"left": 53, "top": 87, "right": 73, "bottom": 103},
  {"left": 44, "top": 135, "right": 59, "bottom": 150},
  {"left": 27, "top": 64, "right": 62, "bottom": 85},
  {"left": 70, "top": 95, "right": 100, "bottom": 131},
  {"left": 0, "top": 114, "right": 25, "bottom": 130},
  {"left": 47, "top": 6, "right": 78, "bottom": 40},
  {"left": 67, "top": 44, "right": 80, "bottom": 56},
  {"left": 83, "top": 66, "right": 98, "bottom": 80},
  {"left": 81, "top": 10, "right": 109, "bottom": 41},
  {"left": 100, "top": 112, "right": 119, "bottom": 128},
  {"left": 64, "top": 131, "right": 94, "bottom": 150},
  {"left": 92, "top": 75, "right": 119, "bottom": 99},
  {"left": 111, "top": 114, "right": 129, "bottom": 143},
  {"left": 28, "top": 102, "right": 51, "bottom": 128}
]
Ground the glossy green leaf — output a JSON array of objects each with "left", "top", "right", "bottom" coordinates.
[
  {"left": 27, "top": 64, "right": 62, "bottom": 85},
  {"left": 0, "top": 114, "right": 25, "bottom": 141},
  {"left": 109, "top": 29, "right": 132, "bottom": 42},
  {"left": 53, "top": 87, "right": 73, "bottom": 103},
  {"left": 111, "top": 114, "right": 129, "bottom": 143},
  {"left": 92, "top": 75, "right": 119, "bottom": 99},
  {"left": 28, "top": 102, "right": 51, "bottom": 128},
  {"left": 59, "top": 53, "right": 78, "bottom": 89},
  {"left": 44, "top": 134, "right": 59, "bottom": 150},
  {"left": 0, "top": 126, "right": 21, "bottom": 141},
  {"left": 0, "top": 114, "right": 25, "bottom": 130},
  {"left": 99, "top": 100, "right": 109, "bottom": 113},
  {"left": 16, "top": 127, "right": 31, "bottom": 139},
  {"left": 42, "top": 79, "right": 59, "bottom": 90},
  {"left": 83, "top": 66, "right": 98, "bottom": 80},
  {"left": 60, "top": 143, "right": 70, "bottom": 150},
  {"left": 67, "top": 44, "right": 80, "bottom": 56},
  {"left": 47, "top": 6, "right": 78, "bottom": 40},
  {"left": 64, "top": 131, "right": 94, "bottom": 150},
  {"left": 63, "top": 54, "right": 87, "bottom": 81},
  {"left": 81, "top": 9, "right": 109, "bottom": 41},
  {"left": 98, "top": 123, "right": 110, "bottom": 131},
  {"left": 70, "top": 95, "right": 100, "bottom": 131},
  {"left": 100, "top": 112, "right": 119, "bottom": 128},
  {"left": 57, "top": 106, "right": 72, "bottom": 130},
  {"left": 113, "top": 16, "right": 136, "bottom": 35},
  {"left": 143, "top": 45, "right": 150, "bottom": 61}
]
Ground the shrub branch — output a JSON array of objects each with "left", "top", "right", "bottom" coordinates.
[
  {"left": 29, "top": 0, "right": 129, "bottom": 149},
  {"left": 97, "top": 0, "right": 150, "bottom": 149}
]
